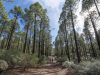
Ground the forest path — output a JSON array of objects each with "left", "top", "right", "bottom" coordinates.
[{"left": 1, "top": 63, "right": 68, "bottom": 75}]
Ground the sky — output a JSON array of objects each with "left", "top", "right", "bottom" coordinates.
[{"left": 3, "top": 0, "right": 65, "bottom": 42}]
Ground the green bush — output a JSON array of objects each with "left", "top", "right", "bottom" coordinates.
[
  {"left": 63, "top": 60, "right": 100, "bottom": 75},
  {"left": 0, "top": 49, "right": 39, "bottom": 68},
  {"left": 57, "top": 56, "right": 68, "bottom": 64},
  {"left": 38, "top": 55, "right": 48, "bottom": 64},
  {"left": 63, "top": 61, "right": 76, "bottom": 69},
  {"left": 29, "top": 54, "right": 39, "bottom": 67},
  {"left": 79, "top": 60, "right": 100, "bottom": 75},
  {"left": 0, "top": 60, "right": 8, "bottom": 71},
  {"left": 0, "top": 49, "right": 22, "bottom": 66}
]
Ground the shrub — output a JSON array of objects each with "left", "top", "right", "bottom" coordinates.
[
  {"left": 38, "top": 55, "right": 48, "bottom": 64},
  {"left": 57, "top": 56, "right": 68, "bottom": 64},
  {"left": 62, "top": 61, "right": 76, "bottom": 69},
  {"left": 0, "top": 60, "right": 8, "bottom": 71},
  {"left": 0, "top": 49, "right": 24, "bottom": 67},
  {"left": 79, "top": 60, "right": 100, "bottom": 75},
  {"left": 29, "top": 54, "right": 39, "bottom": 67},
  {"left": 0, "top": 49, "right": 39, "bottom": 68},
  {"left": 63, "top": 59, "right": 100, "bottom": 75}
]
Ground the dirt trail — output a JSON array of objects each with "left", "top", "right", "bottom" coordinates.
[{"left": 1, "top": 64, "right": 67, "bottom": 75}]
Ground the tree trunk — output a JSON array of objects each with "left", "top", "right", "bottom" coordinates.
[
  {"left": 23, "top": 25, "right": 29, "bottom": 53},
  {"left": 70, "top": 34, "right": 75, "bottom": 60},
  {"left": 64, "top": 24, "right": 70, "bottom": 61},
  {"left": 6, "top": 23, "right": 15, "bottom": 50},
  {"left": 38, "top": 21, "right": 42, "bottom": 57},
  {"left": 17, "top": 38, "right": 20, "bottom": 50},
  {"left": 28, "top": 30, "right": 32, "bottom": 53},
  {"left": 32, "top": 14, "right": 36, "bottom": 54},
  {"left": 70, "top": 5, "right": 81, "bottom": 63},
  {"left": 94, "top": 0, "right": 100, "bottom": 16},
  {"left": 89, "top": 14, "right": 100, "bottom": 51},
  {"left": 88, "top": 32, "right": 97, "bottom": 58}
]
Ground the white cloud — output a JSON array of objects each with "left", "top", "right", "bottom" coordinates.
[
  {"left": 26, "top": 0, "right": 64, "bottom": 9},
  {"left": 43, "top": 0, "right": 64, "bottom": 9}
]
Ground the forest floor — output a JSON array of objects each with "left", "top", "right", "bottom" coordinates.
[{"left": 1, "top": 63, "right": 68, "bottom": 75}]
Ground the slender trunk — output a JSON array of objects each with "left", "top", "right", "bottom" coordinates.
[
  {"left": 23, "top": 25, "right": 29, "bottom": 53},
  {"left": 27, "top": 39, "right": 30, "bottom": 53},
  {"left": 32, "top": 14, "right": 36, "bottom": 54},
  {"left": 89, "top": 14, "right": 100, "bottom": 51},
  {"left": 43, "top": 39, "right": 45, "bottom": 56},
  {"left": 59, "top": 38, "right": 63, "bottom": 56},
  {"left": 0, "top": 22, "right": 6, "bottom": 38},
  {"left": 0, "top": 38, "right": 5, "bottom": 49},
  {"left": 60, "top": 37, "right": 63, "bottom": 56},
  {"left": 5, "top": 35, "right": 9, "bottom": 49},
  {"left": 0, "top": 22, "right": 6, "bottom": 48},
  {"left": 38, "top": 36, "right": 41, "bottom": 57},
  {"left": 88, "top": 32, "right": 97, "bottom": 58},
  {"left": 38, "top": 21, "right": 42, "bottom": 57},
  {"left": 56, "top": 47, "right": 59, "bottom": 57},
  {"left": 94, "top": 0, "right": 100, "bottom": 16},
  {"left": 81, "top": 37, "right": 87, "bottom": 60},
  {"left": 17, "top": 38, "right": 20, "bottom": 50},
  {"left": 43, "top": 27, "right": 45, "bottom": 56},
  {"left": 0, "top": 29, "right": 3, "bottom": 39},
  {"left": 70, "top": 34, "right": 75, "bottom": 60},
  {"left": 64, "top": 26, "right": 70, "bottom": 61},
  {"left": 6, "top": 23, "right": 15, "bottom": 50},
  {"left": 28, "top": 30, "right": 31, "bottom": 52},
  {"left": 70, "top": 5, "right": 81, "bottom": 63}
]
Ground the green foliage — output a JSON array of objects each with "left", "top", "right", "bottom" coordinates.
[
  {"left": 0, "top": 49, "right": 22, "bottom": 66},
  {"left": 29, "top": 54, "right": 39, "bottom": 67},
  {"left": 0, "top": 49, "right": 39, "bottom": 68},
  {"left": 57, "top": 56, "right": 68, "bottom": 64},
  {"left": 30, "top": 2, "right": 43, "bottom": 16},
  {"left": 0, "top": 1, "right": 5, "bottom": 16},
  {"left": 19, "top": 54, "right": 39, "bottom": 67},
  {"left": 10, "top": 6, "right": 23, "bottom": 18},
  {"left": 79, "top": 60, "right": 100, "bottom": 75},
  {"left": 38, "top": 56, "right": 48, "bottom": 64},
  {"left": 82, "top": 0, "right": 94, "bottom": 11},
  {"left": 63, "top": 59, "right": 100, "bottom": 75},
  {"left": 63, "top": 61, "right": 75, "bottom": 68}
]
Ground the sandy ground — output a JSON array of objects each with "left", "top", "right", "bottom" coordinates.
[{"left": 1, "top": 64, "right": 68, "bottom": 75}]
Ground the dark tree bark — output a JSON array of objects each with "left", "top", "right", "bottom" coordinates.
[
  {"left": 89, "top": 14, "right": 100, "bottom": 51},
  {"left": 94, "top": 0, "right": 100, "bottom": 16},
  {"left": 70, "top": 5, "right": 81, "bottom": 63},
  {"left": 32, "top": 14, "right": 37, "bottom": 54},
  {"left": 70, "top": 34, "right": 75, "bottom": 60},
  {"left": 23, "top": 25, "right": 29, "bottom": 53},
  {"left": 64, "top": 23, "right": 70, "bottom": 61},
  {"left": 88, "top": 33, "right": 97, "bottom": 58},
  {"left": 38, "top": 21, "right": 42, "bottom": 57},
  {"left": 6, "top": 23, "right": 16, "bottom": 50},
  {"left": 17, "top": 38, "right": 20, "bottom": 50}
]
